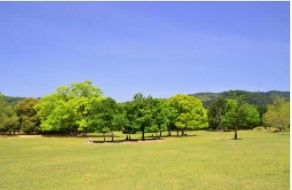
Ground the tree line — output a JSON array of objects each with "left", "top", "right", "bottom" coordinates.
[{"left": 0, "top": 81, "right": 289, "bottom": 140}]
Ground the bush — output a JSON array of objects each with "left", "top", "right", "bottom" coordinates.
[
  {"left": 268, "top": 127, "right": 281, "bottom": 133},
  {"left": 253, "top": 126, "right": 266, "bottom": 131}
]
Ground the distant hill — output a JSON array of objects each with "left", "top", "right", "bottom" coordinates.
[
  {"left": 4, "top": 96, "right": 26, "bottom": 104},
  {"left": 190, "top": 90, "right": 290, "bottom": 107},
  {"left": 4, "top": 90, "right": 290, "bottom": 107}
]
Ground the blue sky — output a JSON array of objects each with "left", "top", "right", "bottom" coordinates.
[{"left": 0, "top": 2, "right": 289, "bottom": 101}]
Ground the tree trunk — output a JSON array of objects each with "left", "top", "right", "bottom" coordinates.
[
  {"left": 129, "top": 134, "right": 131, "bottom": 140},
  {"left": 234, "top": 127, "right": 238, "bottom": 140},
  {"left": 159, "top": 131, "right": 162, "bottom": 137},
  {"left": 181, "top": 129, "right": 185, "bottom": 136},
  {"left": 142, "top": 129, "right": 145, "bottom": 141},
  {"left": 176, "top": 130, "right": 179, "bottom": 136},
  {"left": 168, "top": 130, "right": 171, "bottom": 136},
  {"left": 103, "top": 133, "right": 106, "bottom": 142},
  {"left": 111, "top": 132, "right": 114, "bottom": 142}
]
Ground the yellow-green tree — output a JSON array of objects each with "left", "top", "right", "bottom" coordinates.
[
  {"left": 35, "top": 81, "right": 104, "bottom": 135},
  {"left": 168, "top": 94, "right": 208, "bottom": 135},
  {"left": 263, "top": 98, "right": 290, "bottom": 132}
]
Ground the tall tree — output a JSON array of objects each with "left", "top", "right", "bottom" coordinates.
[
  {"left": 0, "top": 93, "right": 19, "bottom": 134},
  {"left": 35, "top": 81, "right": 104, "bottom": 135},
  {"left": 16, "top": 98, "right": 40, "bottom": 134},
  {"left": 263, "top": 98, "right": 290, "bottom": 132},
  {"left": 168, "top": 94, "right": 208, "bottom": 135},
  {"left": 132, "top": 93, "right": 154, "bottom": 140},
  {"left": 89, "top": 97, "right": 120, "bottom": 141},
  {"left": 113, "top": 102, "right": 140, "bottom": 140},
  {"left": 152, "top": 99, "right": 177, "bottom": 138},
  {"left": 207, "top": 96, "right": 227, "bottom": 131},
  {"left": 221, "top": 99, "right": 260, "bottom": 139},
  {"left": 128, "top": 93, "right": 156, "bottom": 140}
]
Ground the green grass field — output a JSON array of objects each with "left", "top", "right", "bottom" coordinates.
[{"left": 0, "top": 130, "right": 289, "bottom": 190}]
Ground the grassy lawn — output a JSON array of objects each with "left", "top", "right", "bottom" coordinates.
[{"left": 0, "top": 130, "right": 289, "bottom": 190}]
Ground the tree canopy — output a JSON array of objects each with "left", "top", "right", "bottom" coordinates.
[
  {"left": 16, "top": 98, "right": 40, "bottom": 134},
  {"left": 35, "top": 81, "right": 104, "bottom": 135},
  {"left": 168, "top": 94, "right": 208, "bottom": 135},
  {"left": 263, "top": 97, "right": 290, "bottom": 131},
  {"left": 1, "top": 82, "right": 288, "bottom": 140},
  {"left": 221, "top": 99, "right": 260, "bottom": 139}
]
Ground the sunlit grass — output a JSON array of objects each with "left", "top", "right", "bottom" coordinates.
[{"left": 0, "top": 130, "right": 289, "bottom": 190}]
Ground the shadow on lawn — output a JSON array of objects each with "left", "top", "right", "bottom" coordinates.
[
  {"left": 90, "top": 133, "right": 198, "bottom": 143},
  {"left": 92, "top": 138, "right": 162, "bottom": 143}
]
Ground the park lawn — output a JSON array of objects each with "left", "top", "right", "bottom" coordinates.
[{"left": 0, "top": 130, "right": 289, "bottom": 190}]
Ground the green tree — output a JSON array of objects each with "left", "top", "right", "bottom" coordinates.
[
  {"left": 16, "top": 98, "right": 40, "bottom": 134},
  {"left": 263, "top": 98, "right": 290, "bottom": 132},
  {"left": 89, "top": 97, "right": 120, "bottom": 142},
  {"left": 128, "top": 93, "right": 156, "bottom": 140},
  {"left": 240, "top": 103, "right": 261, "bottom": 129},
  {"left": 0, "top": 93, "right": 19, "bottom": 134},
  {"left": 168, "top": 94, "right": 208, "bottom": 135},
  {"left": 153, "top": 99, "right": 177, "bottom": 138},
  {"left": 221, "top": 99, "right": 260, "bottom": 139},
  {"left": 113, "top": 102, "right": 139, "bottom": 140},
  {"left": 207, "top": 96, "right": 227, "bottom": 131},
  {"left": 35, "top": 81, "right": 104, "bottom": 135}
]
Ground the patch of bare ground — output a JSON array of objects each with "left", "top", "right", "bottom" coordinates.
[{"left": 17, "top": 135, "right": 42, "bottom": 138}]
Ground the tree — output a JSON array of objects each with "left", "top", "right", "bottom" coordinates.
[
  {"left": 221, "top": 99, "right": 260, "bottom": 139},
  {"left": 127, "top": 93, "right": 156, "bottom": 140},
  {"left": 0, "top": 93, "right": 19, "bottom": 134},
  {"left": 89, "top": 97, "right": 120, "bottom": 142},
  {"left": 263, "top": 98, "right": 290, "bottom": 132},
  {"left": 113, "top": 102, "right": 139, "bottom": 140},
  {"left": 35, "top": 81, "right": 104, "bottom": 135},
  {"left": 207, "top": 96, "right": 227, "bottom": 131},
  {"left": 16, "top": 98, "right": 40, "bottom": 134},
  {"left": 240, "top": 104, "right": 261, "bottom": 129},
  {"left": 152, "top": 99, "right": 177, "bottom": 138},
  {"left": 168, "top": 94, "right": 208, "bottom": 135}
]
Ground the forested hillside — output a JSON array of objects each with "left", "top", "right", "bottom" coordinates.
[
  {"left": 4, "top": 96, "right": 26, "bottom": 104},
  {"left": 191, "top": 90, "right": 290, "bottom": 107},
  {"left": 5, "top": 90, "right": 289, "bottom": 105}
]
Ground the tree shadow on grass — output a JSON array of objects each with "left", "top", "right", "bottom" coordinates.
[
  {"left": 91, "top": 137, "right": 164, "bottom": 144},
  {"left": 162, "top": 134, "right": 197, "bottom": 138},
  {"left": 231, "top": 138, "right": 242, "bottom": 140}
]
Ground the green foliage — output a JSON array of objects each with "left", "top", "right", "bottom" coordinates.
[
  {"left": 221, "top": 99, "right": 260, "bottom": 139},
  {"left": 168, "top": 94, "right": 208, "bottom": 133},
  {"left": 192, "top": 90, "right": 289, "bottom": 125},
  {"left": 221, "top": 99, "right": 260, "bottom": 130},
  {"left": 220, "top": 99, "right": 238, "bottom": 131},
  {"left": 3, "top": 84, "right": 288, "bottom": 139},
  {"left": 239, "top": 103, "right": 261, "bottom": 129},
  {"left": 112, "top": 107, "right": 131, "bottom": 134},
  {"left": 35, "top": 81, "right": 104, "bottom": 135},
  {"left": 16, "top": 98, "right": 40, "bottom": 134},
  {"left": 152, "top": 99, "right": 177, "bottom": 136},
  {"left": 88, "top": 97, "right": 120, "bottom": 141},
  {"left": 263, "top": 98, "right": 290, "bottom": 131},
  {"left": 207, "top": 96, "right": 227, "bottom": 131},
  {"left": 0, "top": 93, "right": 19, "bottom": 134},
  {"left": 192, "top": 90, "right": 289, "bottom": 107},
  {"left": 128, "top": 93, "right": 157, "bottom": 140}
]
